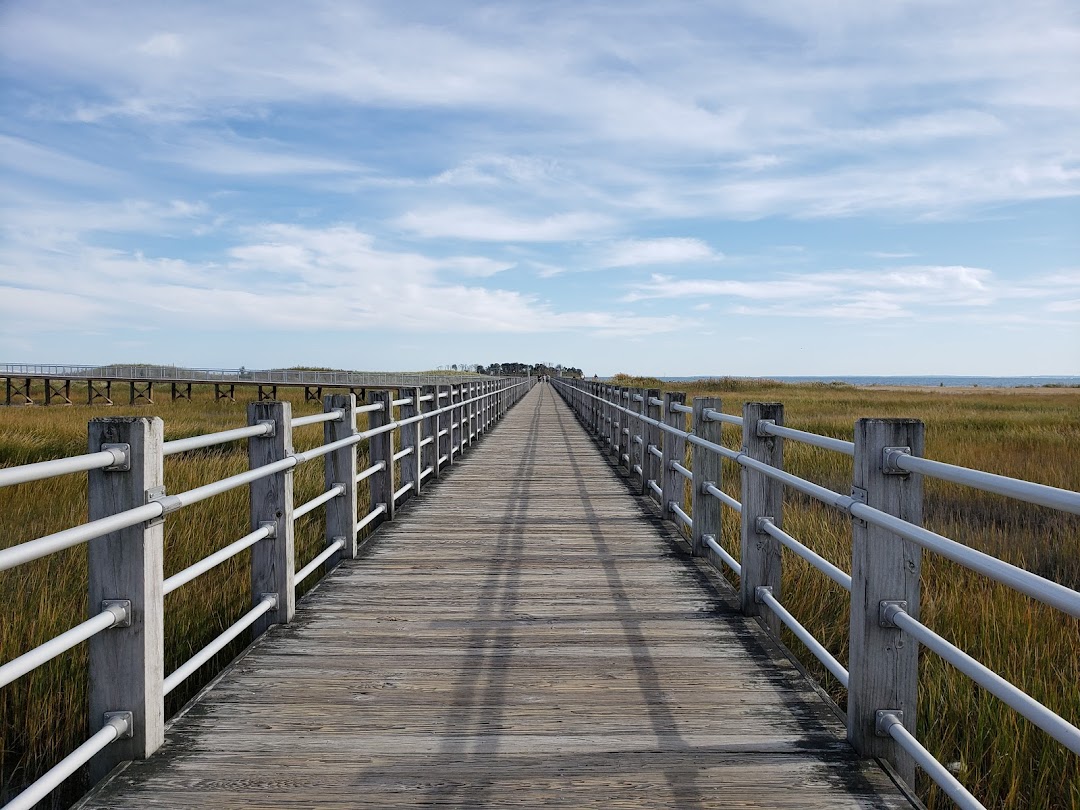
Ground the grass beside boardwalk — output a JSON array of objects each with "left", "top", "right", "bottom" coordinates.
[
  {"left": 0, "top": 385, "right": 377, "bottom": 807},
  {"left": 608, "top": 374, "right": 1079, "bottom": 810}
]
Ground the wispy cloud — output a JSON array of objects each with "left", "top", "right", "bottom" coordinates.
[{"left": 597, "top": 238, "right": 721, "bottom": 268}]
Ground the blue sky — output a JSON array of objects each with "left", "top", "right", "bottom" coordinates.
[{"left": 1, "top": 1, "right": 1077, "bottom": 376}]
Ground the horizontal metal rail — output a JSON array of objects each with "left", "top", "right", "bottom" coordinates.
[
  {"left": 356, "top": 402, "right": 384, "bottom": 414},
  {"left": 648, "top": 480, "right": 663, "bottom": 499},
  {"left": 391, "top": 397, "right": 413, "bottom": 407},
  {"left": 355, "top": 461, "right": 385, "bottom": 484},
  {"left": 295, "top": 539, "right": 346, "bottom": 586},
  {"left": 437, "top": 454, "right": 448, "bottom": 465},
  {"left": 420, "top": 466, "right": 434, "bottom": 481},
  {"left": 355, "top": 503, "right": 386, "bottom": 535},
  {"left": 392, "top": 446, "right": 413, "bottom": 462},
  {"left": 648, "top": 445, "right": 663, "bottom": 460},
  {"left": 756, "top": 586, "right": 849, "bottom": 686},
  {"left": 163, "top": 423, "right": 272, "bottom": 456},
  {"left": 293, "top": 484, "right": 344, "bottom": 520},
  {"left": 0, "top": 446, "right": 127, "bottom": 488},
  {"left": 759, "top": 421, "right": 854, "bottom": 456},
  {"left": 0, "top": 604, "right": 127, "bottom": 689},
  {"left": 703, "top": 482, "right": 742, "bottom": 513},
  {"left": 632, "top": 464, "right": 642, "bottom": 477},
  {"left": 760, "top": 519, "right": 851, "bottom": 591},
  {"left": 877, "top": 712, "right": 984, "bottom": 810},
  {"left": 649, "top": 397, "right": 664, "bottom": 407},
  {"left": 163, "top": 526, "right": 271, "bottom": 596},
  {"left": 420, "top": 436, "right": 434, "bottom": 448},
  {"left": 163, "top": 597, "right": 276, "bottom": 695},
  {"left": 884, "top": 604, "right": 1080, "bottom": 755},
  {"left": 393, "top": 483, "right": 412, "bottom": 501},
  {"left": 670, "top": 402, "right": 693, "bottom": 414},
  {"left": 888, "top": 450, "right": 1080, "bottom": 515},
  {"left": 671, "top": 461, "right": 693, "bottom": 481},
  {"left": 4, "top": 713, "right": 131, "bottom": 810},
  {"left": 670, "top": 502, "right": 693, "bottom": 530},
  {"left": 703, "top": 534, "right": 741, "bottom": 576},
  {"left": 291, "top": 409, "right": 345, "bottom": 428},
  {"left": 702, "top": 407, "right": 743, "bottom": 427}
]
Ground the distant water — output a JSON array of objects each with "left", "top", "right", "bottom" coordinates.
[{"left": 660, "top": 375, "right": 1080, "bottom": 388}]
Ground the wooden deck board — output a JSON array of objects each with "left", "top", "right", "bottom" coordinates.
[{"left": 79, "top": 384, "right": 912, "bottom": 809}]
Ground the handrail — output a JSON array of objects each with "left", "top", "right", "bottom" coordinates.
[
  {"left": 551, "top": 376, "right": 1079, "bottom": 807},
  {"left": 0, "top": 375, "right": 536, "bottom": 805}
]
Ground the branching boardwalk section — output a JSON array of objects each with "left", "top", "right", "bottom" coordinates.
[{"left": 80, "top": 384, "right": 912, "bottom": 808}]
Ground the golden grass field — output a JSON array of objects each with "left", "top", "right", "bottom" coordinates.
[
  {"left": 606, "top": 374, "right": 1079, "bottom": 810},
  {"left": 1, "top": 377, "right": 1078, "bottom": 808}
]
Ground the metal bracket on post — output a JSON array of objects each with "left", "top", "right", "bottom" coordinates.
[
  {"left": 755, "top": 419, "right": 776, "bottom": 438},
  {"left": 260, "top": 593, "right": 280, "bottom": 612},
  {"left": 850, "top": 486, "right": 868, "bottom": 527},
  {"left": 260, "top": 521, "right": 277, "bottom": 539},
  {"left": 256, "top": 419, "right": 277, "bottom": 438},
  {"left": 875, "top": 709, "right": 903, "bottom": 737},
  {"left": 882, "top": 447, "right": 911, "bottom": 475},
  {"left": 104, "top": 711, "right": 134, "bottom": 740},
  {"left": 102, "top": 600, "right": 132, "bottom": 628},
  {"left": 754, "top": 585, "right": 772, "bottom": 604},
  {"left": 755, "top": 516, "right": 773, "bottom": 535},
  {"left": 101, "top": 443, "right": 131, "bottom": 472},
  {"left": 878, "top": 600, "right": 908, "bottom": 628}
]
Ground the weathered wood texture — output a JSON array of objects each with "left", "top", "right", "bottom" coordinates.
[{"left": 80, "top": 384, "right": 912, "bottom": 810}]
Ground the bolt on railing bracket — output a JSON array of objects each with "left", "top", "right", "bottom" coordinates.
[
  {"left": 332, "top": 482, "right": 345, "bottom": 496},
  {"left": 330, "top": 535, "right": 345, "bottom": 547},
  {"left": 700, "top": 479, "right": 715, "bottom": 495},
  {"left": 756, "top": 419, "right": 776, "bottom": 438},
  {"left": 882, "top": 446, "right": 912, "bottom": 475},
  {"left": 259, "top": 521, "right": 277, "bottom": 539},
  {"left": 102, "top": 600, "right": 131, "bottom": 628},
  {"left": 101, "top": 443, "right": 131, "bottom": 472},
  {"left": 850, "top": 486, "right": 868, "bottom": 527},
  {"left": 755, "top": 516, "right": 773, "bottom": 534},
  {"left": 875, "top": 709, "right": 902, "bottom": 737},
  {"left": 104, "top": 711, "right": 134, "bottom": 739},
  {"left": 754, "top": 585, "right": 772, "bottom": 604},
  {"left": 256, "top": 419, "right": 277, "bottom": 438}
]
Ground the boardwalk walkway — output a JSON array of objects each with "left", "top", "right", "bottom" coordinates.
[{"left": 79, "top": 384, "right": 913, "bottom": 808}]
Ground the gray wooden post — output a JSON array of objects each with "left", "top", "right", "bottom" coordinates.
[
  {"left": 848, "top": 418, "right": 924, "bottom": 788},
  {"left": 608, "top": 386, "right": 618, "bottom": 453},
  {"left": 367, "top": 390, "right": 395, "bottom": 522},
  {"left": 692, "top": 397, "right": 722, "bottom": 558},
  {"left": 616, "top": 389, "right": 630, "bottom": 468},
  {"left": 436, "top": 384, "right": 451, "bottom": 474},
  {"left": 87, "top": 416, "right": 165, "bottom": 780},
  {"left": 421, "top": 385, "right": 438, "bottom": 481},
  {"left": 740, "top": 402, "right": 783, "bottom": 635},
  {"left": 398, "top": 387, "right": 421, "bottom": 502},
  {"left": 643, "top": 389, "right": 662, "bottom": 502},
  {"left": 323, "top": 394, "right": 357, "bottom": 565},
  {"left": 248, "top": 401, "right": 294, "bottom": 638},
  {"left": 628, "top": 388, "right": 646, "bottom": 493},
  {"left": 661, "top": 392, "right": 687, "bottom": 523}
]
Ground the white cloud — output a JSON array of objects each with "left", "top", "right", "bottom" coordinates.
[
  {"left": 598, "top": 238, "right": 721, "bottom": 268},
  {"left": 395, "top": 206, "right": 614, "bottom": 242},
  {"left": 137, "top": 32, "right": 184, "bottom": 58}
]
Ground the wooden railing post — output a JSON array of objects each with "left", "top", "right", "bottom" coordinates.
[
  {"left": 661, "top": 392, "right": 687, "bottom": 524},
  {"left": 367, "top": 390, "right": 395, "bottom": 522},
  {"left": 421, "top": 385, "right": 438, "bottom": 482},
  {"left": 607, "top": 385, "right": 617, "bottom": 454},
  {"left": 616, "top": 388, "right": 630, "bottom": 469},
  {"left": 323, "top": 394, "right": 357, "bottom": 565},
  {"left": 643, "top": 389, "right": 662, "bottom": 503},
  {"left": 398, "top": 387, "right": 421, "bottom": 502},
  {"left": 247, "top": 401, "right": 294, "bottom": 638},
  {"left": 848, "top": 418, "right": 924, "bottom": 788},
  {"left": 628, "top": 387, "right": 646, "bottom": 493},
  {"left": 692, "top": 397, "right": 722, "bottom": 557},
  {"left": 436, "top": 384, "right": 451, "bottom": 474},
  {"left": 740, "top": 402, "right": 783, "bottom": 635},
  {"left": 87, "top": 416, "right": 165, "bottom": 780}
]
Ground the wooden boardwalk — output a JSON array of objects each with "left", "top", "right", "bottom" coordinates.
[{"left": 79, "top": 384, "right": 914, "bottom": 809}]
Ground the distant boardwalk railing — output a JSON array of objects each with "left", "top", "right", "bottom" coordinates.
[
  {"left": 0, "top": 376, "right": 534, "bottom": 809},
  {"left": 0, "top": 363, "right": 498, "bottom": 406},
  {"left": 552, "top": 378, "right": 1080, "bottom": 810}
]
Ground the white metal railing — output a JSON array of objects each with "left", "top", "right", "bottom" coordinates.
[
  {"left": 553, "top": 377, "right": 1079, "bottom": 809},
  {"left": 0, "top": 376, "right": 534, "bottom": 807}
]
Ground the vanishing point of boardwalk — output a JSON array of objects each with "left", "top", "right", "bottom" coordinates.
[{"left": 78, "top": 384, "right": 913, "bottom": 809}]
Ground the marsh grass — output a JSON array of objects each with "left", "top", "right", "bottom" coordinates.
[
  {"left": 0, "top": 386, "right": 382, "bottom": 806},
  {"left": 612, "top": 374, "right": 1079, "bottom": 809}
]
